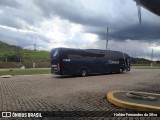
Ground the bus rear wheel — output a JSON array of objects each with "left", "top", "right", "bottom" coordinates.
[
  {"left": 119, "top": 68, "right": 124, "bottom": 73},
  {"left": 81, "top": 69, "right": 87, "bottom": 77}
]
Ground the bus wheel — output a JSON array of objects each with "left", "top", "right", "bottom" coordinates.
[
  {"left": 81, "top": 69, "right": 87, "bottom": 77},
  {"left": 119, "top": 68, "right": 124, "bottom": 73}
]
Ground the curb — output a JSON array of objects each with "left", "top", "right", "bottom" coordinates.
[{"left": 107, "top": 90, "right": 160, "bottom": 111}]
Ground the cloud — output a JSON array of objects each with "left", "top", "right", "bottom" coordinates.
[
  {"left": 33, "top": 0, "right": 160, "bottom": 42},
  {"left": 34, "top": 0, "right": 135, "bottom": 28},
  {"left": 0, "top": 0, "right": 43, "bottom": 29},
  {"left": 0, "top": 0, "right": 20, "bottom": 8},
  {"left": 0, "top": 0, "right": 159, "bottom": 59},
  {"left": 35, "top": 17, "right": 98, "bottom": 50},
  {"left": 0, "top": 25, "right": 50, "bottom": 49},
  {"left": 89, "top": 22, "right": 160, "bottom": 42}
]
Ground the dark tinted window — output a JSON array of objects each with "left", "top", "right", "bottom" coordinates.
[{"left": 51, "top": 49, "right": 58, "bottom": 58}]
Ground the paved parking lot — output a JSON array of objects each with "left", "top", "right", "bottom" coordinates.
[{"left": 0, "top": 69, "right": 160, "bottom": 119}]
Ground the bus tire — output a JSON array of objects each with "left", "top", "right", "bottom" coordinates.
[
  {"left": 81, "top": 69, "right": 87, "bottom": 77},
  {"left": 119, "top": 68, "right": 123, "bottom": 73}
]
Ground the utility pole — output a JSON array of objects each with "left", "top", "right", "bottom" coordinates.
[
  {"left": 151, "top": 48, "right": 153, "bottom": 67},
  {"left": 34, "top": 38, "right": 37, "bottom": 51},
  {"left": 106, "top": 27, "right": 109, "bottom": 50},
  {"left": 6, "top": 57, "right": 7, "bottom": 63},
  {"left": 33, "top": 38, "right": 37, "bottom": 68}
]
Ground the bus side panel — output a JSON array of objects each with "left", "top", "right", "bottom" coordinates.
[
  {"left": 60, "top": 60, "right": 98, "bottom": 75},
  {"left": 60, "top": 60, "right": 79, "bottom": 75}
]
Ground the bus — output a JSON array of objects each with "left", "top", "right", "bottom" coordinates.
[{"left": 51, "top": 48, "right": 130, "bottom": 76}]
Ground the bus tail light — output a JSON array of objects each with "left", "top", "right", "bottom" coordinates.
[{"left": 58, "top": 63, "right": 60, "bottom": 72}]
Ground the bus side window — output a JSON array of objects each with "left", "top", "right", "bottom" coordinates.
[
  {"left": 62, "top": 52, "right": 68, "bottom": 59},
  {"left": 76, "top": 56, "right": 79, "bottom": 59},
  {"left": 68, "top": 55, "right": 80, "bottom": 60}
]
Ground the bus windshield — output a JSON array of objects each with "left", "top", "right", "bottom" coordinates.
[{"left": 51, "top": 49, "right": 58, "bottom": 58}]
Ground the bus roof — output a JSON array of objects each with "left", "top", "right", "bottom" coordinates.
[{"left": 51, "top": 48, "right": 129, "bottom": 58}]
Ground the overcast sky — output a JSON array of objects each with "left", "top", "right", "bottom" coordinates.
[{"left": 0, "top": 0, "right": 160, "bottom": 60}]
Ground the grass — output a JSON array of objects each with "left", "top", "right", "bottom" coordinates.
[
  {"left": 131, "top": 66, "right": 160, "bottom": 69},
  {"left": 0, "top": 69, "right": 51, "bottom": 76},
  {"left": 0, "top": 65, "right": 159, "bottom": 76},
  {"left": 21, "top": 49, "right": 50, "bottom": 62},
  {"left": 0, "top": 41, "right": 50, "bottom": 62},
  {"left": 131, "top": 64, "right": 160, "bottom": 67}
]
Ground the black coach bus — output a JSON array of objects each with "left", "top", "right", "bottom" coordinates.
[{"left": 51, "top": 48, "right": 130, "bottom": 76}]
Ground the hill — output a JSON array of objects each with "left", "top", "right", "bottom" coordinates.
[
  {"left": 0, "top": 40, "right": 159, "bottom": 64},
  {"left": 0, "top": 41, "right": 50, "bottom": 62}
]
